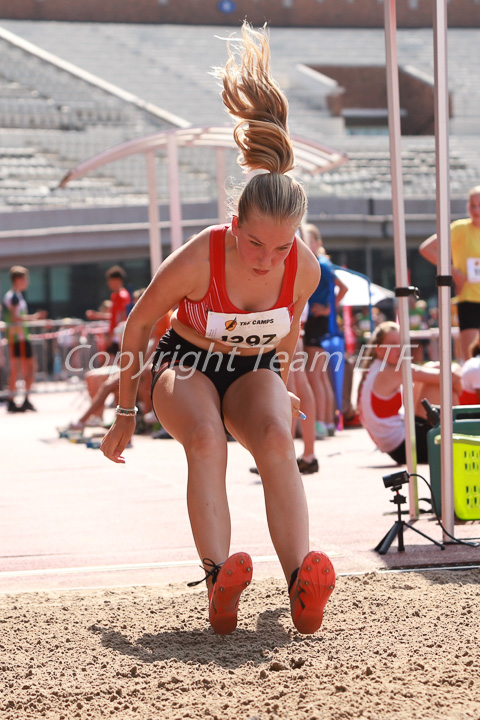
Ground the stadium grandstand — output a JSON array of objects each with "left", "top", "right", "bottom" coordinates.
[
  {"left": 0, "top": 0, "right": 479, "bottom": 28},
  {"left": 0, "top": 17, "right": 479, "bottom": 317}
]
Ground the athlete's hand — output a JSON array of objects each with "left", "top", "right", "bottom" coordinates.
[
  {"left": 452, "top": 365, "right": 463, "bottom": 395},
  {"left": 310, "top": 302, "right": 330, "bottom": 318},
  {"left": 101, "top": 416, "right": 136, "bottom": 463},
  {"left": 288, "top": 391, "right": 305, "bottom": 420}
]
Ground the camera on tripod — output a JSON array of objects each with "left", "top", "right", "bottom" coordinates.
[
  {"left": 376, "top": 469, "right": 444, "bottom": 554},
  {"left": 382, "top": 470, "right": 409, "bottom": 490}
]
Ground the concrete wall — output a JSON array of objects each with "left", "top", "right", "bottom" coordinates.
[
  {"left": 315, "top": 65, "right": 450, "bottom": 136},
  {"left": 0, "top": 196, "right": 469, "bottom": 269},
  {"left": 0, "top": 0, "right": 479, "bottom": 28}
]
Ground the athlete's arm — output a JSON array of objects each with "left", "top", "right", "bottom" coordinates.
[
  {"left": 7, "top": 298, "right": 46, "bottom": 324},
  {"left": 86, "top": 310, "right": 111, "bottom": 321},
  {"left": 418, "top": 233, "right": 438, "bottom": 265},
  {"left": 121, "top": 235, "right": 208, "bottom": 400},
  {"left": 100, "top": 233, "right": 209, "bottom": 463},
  {"left": 334, "top": 274, "right": 349, "bottom": 307},
  {"left": 419, "top": 232, "right": 466, "bottom": 292}
]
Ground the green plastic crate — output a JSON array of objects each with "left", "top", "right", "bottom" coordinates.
[
  {"left": 427, "top": 405, "right": 480, "bottom": 515},
  {"left": 434, "top": 433, "right": 480, "bottom": 520}
]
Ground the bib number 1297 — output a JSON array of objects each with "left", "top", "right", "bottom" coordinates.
[{"left": 220, "top": 333, "right": 276, "bottom": 346}]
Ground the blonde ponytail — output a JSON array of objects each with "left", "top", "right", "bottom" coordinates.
[
  {"left": 214, "top": 22, "right": 307, "bottom": 225},
  {"left": 215, "top": 22, "right": 294, "bottom": 174}
]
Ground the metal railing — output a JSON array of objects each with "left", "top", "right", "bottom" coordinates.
[{"left": 0, "top": 318, "right": 112, "bottom": 393}]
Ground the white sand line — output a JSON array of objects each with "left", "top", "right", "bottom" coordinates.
[
  {"left": 0, "top": 554, "right": 280, "bottom": 579},
  {"left": 0, "top": 548, "right": 344, "bottom": 581},
  {"left": 2, "top": 554, "right": 479, "bottom": 583}
]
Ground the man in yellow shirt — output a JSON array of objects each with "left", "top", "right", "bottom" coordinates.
[{"left": 419, "top": 186, "right": 480, "bottom": 362}]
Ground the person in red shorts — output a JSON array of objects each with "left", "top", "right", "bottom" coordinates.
[
  {"left": 86, "top": 265, "right": 131, "bottom": 356},
  {"left": 100, "top": 22, "right": 335, "bottom": 636}
]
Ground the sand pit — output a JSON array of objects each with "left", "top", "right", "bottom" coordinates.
[{"left": 1, "top": 569, "right": 479, "bottom": 720}]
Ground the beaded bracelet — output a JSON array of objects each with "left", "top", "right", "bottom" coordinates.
[{"left": 116, "top": 405, "right": 138, "bottom": 417}]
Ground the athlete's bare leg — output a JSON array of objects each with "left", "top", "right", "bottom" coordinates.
[
  {"left": 152, "top": 366, "right": 229, "bottom": 592},
  {"left": 223, "top": 369, "right": 309, "bottom": 583}
]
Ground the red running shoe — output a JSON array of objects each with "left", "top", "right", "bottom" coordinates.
[
  {"left": 289, "top": 551, "right": 335, "bottom": 634},
  {"left": 208, "top": 552, "right": 253, "bottom": 635}
]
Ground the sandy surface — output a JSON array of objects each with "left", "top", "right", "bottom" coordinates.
[{"left": 1, "top": 569, "right": 480, "bottom": 720}]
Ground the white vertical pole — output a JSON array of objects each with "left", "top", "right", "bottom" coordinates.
[
  {"left": 167, "top": 133, "right": 183, "bottom": 252},
  {"left": 146, "top": 150, "right": 162, "bottom": 275},
  {"left": 433, "top": 0, "right": 455, "bottom": 539},
  {"left": 216, "top": 146, "right": 228, "bottom": 223},
  {"left": 384, "top": 0, "right": 419, "bottom": 519}
]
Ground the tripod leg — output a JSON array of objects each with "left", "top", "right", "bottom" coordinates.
[
  {"left": 405, "top": 522, "right": 445, "bottom": 549},
  {"left": 397, "top": 520, "right": 405, "bottom": 552},
  {"left": 375, "top": 521, "right": 401, "bottom": 555}
]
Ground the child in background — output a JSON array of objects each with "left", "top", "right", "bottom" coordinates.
[
  {"left": 86, "top": 265, "right": 131, "bottom": 355},
  {"left": 2, "top": 265, "right": 47, "bottom": 413}
]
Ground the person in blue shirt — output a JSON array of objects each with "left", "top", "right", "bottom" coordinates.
[{"left": 301, "top": 224, "right": 348, "bottom": 438}]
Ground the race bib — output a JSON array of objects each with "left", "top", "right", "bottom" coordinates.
[
  {"left": 466, "top": 257, "right": 480, "bottom": 284},
  {"left": 205, "top": 307, "right": 291, "bottom": 348}
]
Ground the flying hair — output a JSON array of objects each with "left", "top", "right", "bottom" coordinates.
[
  {"left": 214, "top": 22, "right": 295, "bottom": 175},
  {"left": 213, "top": 22, "right": 307, "bottom": 225}
]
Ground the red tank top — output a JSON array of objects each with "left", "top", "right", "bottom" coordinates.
[
  {"left": 371, "top": 389, "right": 402, "bottom": 418},
  {"left": 177, "top": 224, "right": 298, "bottom": 337},
  {"left": 459, "top": 389, "right": 479, "bottom": 405}
]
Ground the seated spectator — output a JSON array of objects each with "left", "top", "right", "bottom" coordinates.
[
  {"left": 65, "top": 362, "right": 152, "bottom": 432},
  {"left": 357, "top": 321, "right": 462, "bottom": 465},
  {"left": 66, "top": 371, "right": 120, "bottom": 431},
  {"left": 65, "top": 302, "right": 172, "bottom": 432},
  {"left": 83, "top": 288, "right": 144, "bottom": 420}
]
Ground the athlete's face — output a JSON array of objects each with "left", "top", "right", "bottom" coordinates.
[
  {"left": 14, "top": 275, "right": 29, "bottom": 292},
  {"left": 305, "top": 230, "right": 323, "bottom": 256},
  {"left": 231, "top": 214, "right": 297, "bottom": 276},
  {"left": 376, "top": 329, "right": 402, "bottom": 366},
  {"left": 467, "top": 193, "right": 480, "bottom": 227},
  {"left": 107, "top": 277, "right": 123, "bottom": 292}
]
